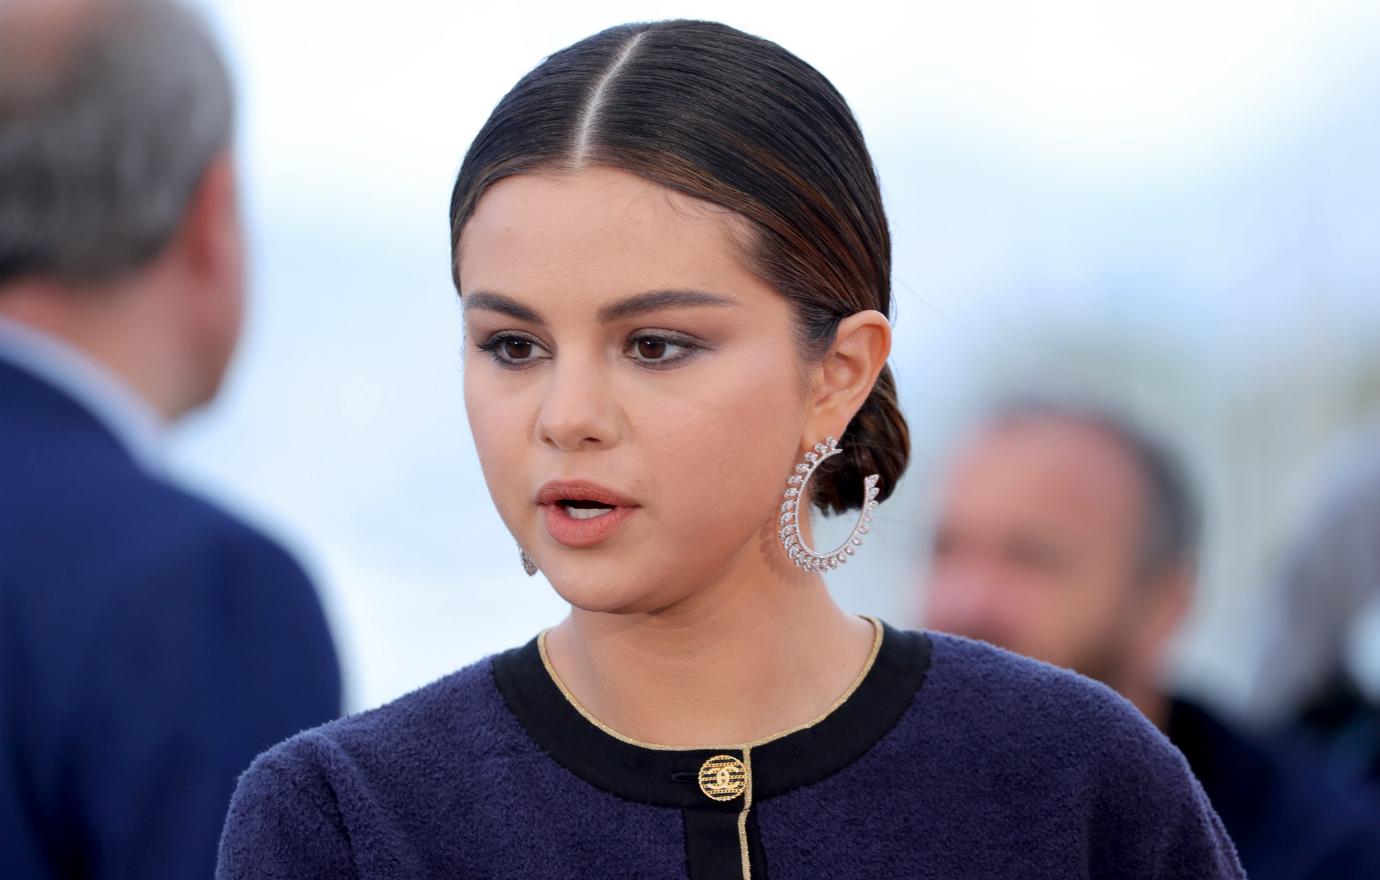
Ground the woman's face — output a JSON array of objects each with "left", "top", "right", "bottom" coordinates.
[{"left": 458, "top": 166, "right": 813, "bottom": 614}]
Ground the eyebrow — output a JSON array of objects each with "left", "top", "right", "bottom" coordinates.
[
  {"left": 462, "top": 291, "right": 542, "bottom": 323},
  {"left": 461, "top": 289, "right": 736, "bottom": 325}
]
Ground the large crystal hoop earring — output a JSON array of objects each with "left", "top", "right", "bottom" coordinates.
[
  {"left": 779, "top": 436, "right": 880, "bottom": 572},
  {"left": 518, "top": 544, "right": 538, "bottom": 577}
]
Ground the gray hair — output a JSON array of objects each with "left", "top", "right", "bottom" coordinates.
[
  {"left": 987, "top": 395, "right": 1202, "bottom": 585},
  {"left": 0, "top": 0, "right": 233, "bottom": 285}
]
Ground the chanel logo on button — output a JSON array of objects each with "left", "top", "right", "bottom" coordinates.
[{"left": 697, "top": 754, "right": 747, "bottom": 801}]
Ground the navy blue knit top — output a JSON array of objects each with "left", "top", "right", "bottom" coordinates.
[{"left": 217, "top": 623, "right": 1245, "bottom": 879}]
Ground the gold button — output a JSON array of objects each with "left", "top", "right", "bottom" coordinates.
[{"left": 697, "top": 754, "right": 747, "bottom": 801}]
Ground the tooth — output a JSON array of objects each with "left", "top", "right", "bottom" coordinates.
[{"left": 568, "top": 507, "right": 612, "bottom": 521}]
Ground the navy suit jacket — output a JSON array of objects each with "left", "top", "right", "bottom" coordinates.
[
  {"left": 0, "top": 358, "right": 341, "bottom": 879},
  {"left": 1169, "top": 697, "right": 1380, "bottom": 880}
]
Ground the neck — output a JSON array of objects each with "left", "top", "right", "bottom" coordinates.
[
  {"left": 544, "top": 521, "right": 878, "bottom": 748},
  {"left": 0, "top": 276, "right": 189, "bottom": 420}
]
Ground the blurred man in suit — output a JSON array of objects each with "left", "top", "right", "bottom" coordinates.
[
  {"left": 0, "top": 1, "right": 341, "bottom": 877},
  {"left": 921, "top": 399, "right": 1380, "bottom": 880}
]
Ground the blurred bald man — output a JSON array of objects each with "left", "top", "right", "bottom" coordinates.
[
  {"left": 0, "top": 1, "right": 340, "bottom": 878},
  {"left": 921, "top": 400, "right": 1380, "bottom": 880}
]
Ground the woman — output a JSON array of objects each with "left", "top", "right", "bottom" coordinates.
[{"left": 217, "top": 20, "right": 1243, "bottom": 880}]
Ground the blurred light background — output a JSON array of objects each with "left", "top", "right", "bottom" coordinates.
[{"left": 176, "top": 0, "right": 1380, "bottom": 715}]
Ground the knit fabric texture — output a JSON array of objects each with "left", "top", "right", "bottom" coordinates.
[{"left": 217, "top": 629, "right": 1245, "bottom": 879}]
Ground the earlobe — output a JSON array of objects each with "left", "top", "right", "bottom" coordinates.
[{"left": 804, "top": 309, "right": 892, "bottom": 440}]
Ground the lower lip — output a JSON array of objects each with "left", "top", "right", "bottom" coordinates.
[{"left": 542, "top": 503, "right": 638, "bottom": 548}]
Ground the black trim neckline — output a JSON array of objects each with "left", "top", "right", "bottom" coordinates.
[{"left": 491, "top": 620, "right": 932, "bottom": 810}]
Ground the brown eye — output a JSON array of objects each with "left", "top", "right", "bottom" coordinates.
[
  {"left": 626, "top": 333, "right": 701, "bottom": 367},
  {"left": 637, "top": 338, "right": 667, "bottom": 360},
  {"left": 478, "top": 333, "right": 549, "bottom": 367}
]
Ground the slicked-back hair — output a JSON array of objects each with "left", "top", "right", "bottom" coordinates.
[{"left": 448, "top": 20, "right": 909, "bottom": 515}]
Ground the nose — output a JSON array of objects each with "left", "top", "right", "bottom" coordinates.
[{"left": 535, "top": 352, "right": 620, "bottom": 452}]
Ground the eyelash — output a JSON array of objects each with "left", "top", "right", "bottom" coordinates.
[{"left": 474, "top": 331, "right": 705, "bottom": 370}]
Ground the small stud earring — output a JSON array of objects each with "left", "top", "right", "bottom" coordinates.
[
  {"left": 779, "top": 436, "right": 879, "bottom": 572},
  {"left": 518, "top": 545, "right": 538, "bottom": 577}
]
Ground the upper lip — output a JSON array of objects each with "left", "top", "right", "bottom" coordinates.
[{"left": 536, "top": 480, "right": 638, "bottom": 508}]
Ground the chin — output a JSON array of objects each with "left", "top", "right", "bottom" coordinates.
[{"left": 544, "top": 560, "right": 692, "bottom": 616}]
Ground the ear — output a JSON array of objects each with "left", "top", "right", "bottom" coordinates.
[
  {"left": 167, "top": 150, "right": 246, "bottom": 410},
  {"left": 803, "top": 309, "right": 891, "bottom": 445},
  {"left": 174, "top": 150, "right": 242, "bottom": 282}
]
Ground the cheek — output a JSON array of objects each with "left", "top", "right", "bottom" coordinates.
[
  {"left": 1065, "top": 568, "right": 1131, "bottom": 637},
  {"left": 632, "top": 354, "right": 804, "bottom": 540},
  {"left": 463, "top": 371, "right": 532, "bottom": 524},
  {"left": 1013, "top": 577, "right": 1111, "bottom": 667}
]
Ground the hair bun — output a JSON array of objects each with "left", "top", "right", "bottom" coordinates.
[{"left": 813, "top": 363, "right": 909, "bottom": 515}]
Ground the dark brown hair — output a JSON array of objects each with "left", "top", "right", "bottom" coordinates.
[{"left": 449, "top": 19, "right": 908, "bottom": 514}]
